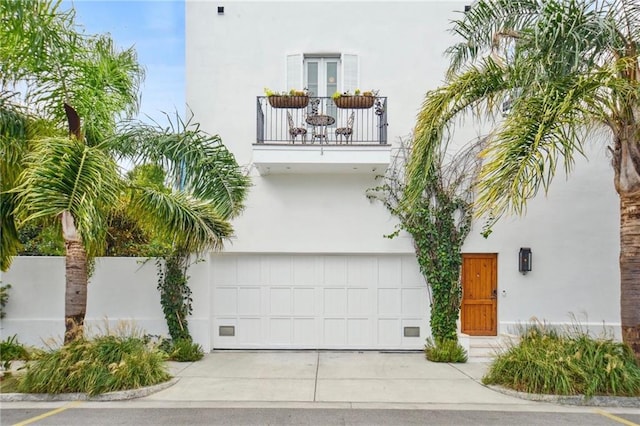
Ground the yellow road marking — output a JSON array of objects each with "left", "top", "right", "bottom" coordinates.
[
  {"left": 12, "top": 401, "right": 83, "bottom": 426},
  {"left": 593, "top": 409, "right": 640, "bottom": 426}
]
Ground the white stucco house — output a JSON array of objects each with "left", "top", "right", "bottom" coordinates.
[
  {"left": 184, "top": 0, "right": 620, "bottom": 350},
  {"left": 1, "top": 1, "right": 621, "bottom": 355}
]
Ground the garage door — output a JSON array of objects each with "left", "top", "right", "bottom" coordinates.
[{"left": 210, "top": 254, "right": 430, "bottom": 349}]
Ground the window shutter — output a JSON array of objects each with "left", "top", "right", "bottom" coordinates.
[
  {"left": 341, "top": 54, "right": 359, "bottom": 92},
  {"left": 286, "top": 54, "right": 303, "bottom": 90}
]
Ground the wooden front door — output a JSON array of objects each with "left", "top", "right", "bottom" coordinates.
[{"left": 461, "top": 254, "right": 497, "bottom": 336}]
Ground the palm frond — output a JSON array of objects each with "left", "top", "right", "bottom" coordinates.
[
  {"left": 1, "top": 0, "right": 143, "bottom": 139},
  {"left": 0, "top": 94, "right": 28, "bottom": 270},
  {"left": 0, "top": 0, "right": 75, "bottom": 87},
  {"left": 13, "top": 137, "right": 122, "bottom": 258},
  {"left": 475, "top": 71, "right": 612, "bottom": 223},
  {"left": 112, "top": 113, "right": 250, "bottom": 219},
  {"left": 446, "top": 0, "right": 541, "bottom": 76},
  {"left": 126, "top": 187, "right": 234, "bottom": 254},
  {"left": 411, "top": 0, "right": 638, "bottom": 227},
  {"left": 613, "top": 0, "right": 640, "bottom": 45},
  {"left": 0, "top": 93, "right": 62, "bottom": 270},
  {"left": 0, "top": 192, "right": 21, "bottom": 271},
  {"left": 30, "top": 35, "right": 144, "bottom": 144},
  {"left": 447, "top": 0, "right": 630, "bottom": 79},
  {"left": 405, "top": 58, "right": 509, "bottom": 206}
]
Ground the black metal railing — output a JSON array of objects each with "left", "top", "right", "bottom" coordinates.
[{"left": 256, "top": 96, "right": 388, "bottom": 145}]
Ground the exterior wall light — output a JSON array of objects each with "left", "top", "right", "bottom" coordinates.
[
  {"left": 217, "top": 6, "right": 224, "bottom": 14},
  {"left": 519, "top": 248, "right": 532, "bottom": 274}
]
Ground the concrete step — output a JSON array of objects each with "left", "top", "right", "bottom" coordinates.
[
  {"left": 467, "top": 356, "right": 495, "bottom": 363},
  {"left": 468, "top": 345, "right": 499, "bottom": 357},
  {"left": 461, "top": 334, "right": 519, "bottom": 363}
]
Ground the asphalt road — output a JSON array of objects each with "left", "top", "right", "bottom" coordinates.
[{"left": 3, "top": 407, "right": 640, "bottom": 426}]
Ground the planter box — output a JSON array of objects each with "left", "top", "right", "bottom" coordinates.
[
  {"left": 333, "top": 96, "right": 375, "bottom": 109},
  {"left": 268, "top": 96, "right": 309, "bottom": 109}
]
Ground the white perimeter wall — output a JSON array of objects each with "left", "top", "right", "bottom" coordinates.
[{"left": 0, "top": 257, "right": 211, "bottom": 349}]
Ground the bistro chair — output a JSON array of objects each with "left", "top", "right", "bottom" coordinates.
[
  {"left": 335, "top": 111, "right": 355, "bottom": 144},
  {"left": 287, "top": 111, "right": 307, "bottom": 143}
]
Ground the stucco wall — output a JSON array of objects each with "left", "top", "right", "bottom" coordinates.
[
  {"left": 1, "top": 1, "right": 621, "bottom": 349},
  {"left": 464, "top": 142, "right": 621, "bottom": 335},
  {"left": 0, "top": 257, "right": 211, "bottom": 349},
  {"left": 186, "top": 1, "right": 622, "bottom": 337},
  {"left": 186, "top": 1, "right": 470, "bottom": 254},
  {"left": 0, "top": 222, "right": 621, "bottom": 349}
]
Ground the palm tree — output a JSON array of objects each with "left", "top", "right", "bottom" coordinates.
[
  {"left": 1, "top": 0, "right": 250, "bottom": 343},
  {"left": 111, "top": 114, "right": 251, "bottom": 342},
  {"left": 405, "top": 0, "right": 640, "bottom": 359}
]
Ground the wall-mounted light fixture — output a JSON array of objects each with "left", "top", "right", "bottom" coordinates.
[
  {"left": 519, "top": 247, "right": 532, "bottom": 274},
  {"left": 217, "top": 6, "right": 224, "bottom": 14}
]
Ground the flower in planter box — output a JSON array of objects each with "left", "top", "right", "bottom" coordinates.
[
  {"left": 331, "top": 89, "right": 378, "bottom": 100},
  {"left": 332, "top": 89, "right": 378, "bottom": 109},
  {"left": 264, "top": 88, "right": 310, "bottom": 108},
  {"left": 264, "top": 88, "right": 309, "bottom": 97}
]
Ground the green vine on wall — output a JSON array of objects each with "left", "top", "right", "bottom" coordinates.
[
  {"left": 156, "top": 250, "right": 193, "bottom": 341},
  {"left": 368, "top": 137, "right": 483, "bottom": 344},
  {"left": 404, "top": 186, "right": 471, "bottom": 342}
]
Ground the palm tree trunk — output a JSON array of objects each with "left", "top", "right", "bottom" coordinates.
[
  {"left": 619, "top": 194, "right": 640, "bottom": 360},
  {"left": 62, "top": 211, "right": 87, "bottom": 343},
  {"left": 64, "top": 239, "right": 88, "bottom": 343}
]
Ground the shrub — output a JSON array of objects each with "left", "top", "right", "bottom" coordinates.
[
  {"left": 482, "top": 324, "right": 640, "bottom": 397},
  {"left": 0, "top": 335, "right": 29, "bottom": 362},
  {"left": 168, "top": 338, "right": 204, "bottom": 362},
  {"left": 144, "top": 334, "right": 204, "bottom": 362},
  {"left": 0, "top": 283, "right": 10, "bottom": 319},
  {"left": 144, "top": 334, "right": 173, "bottom": 353},
  {"left": 18, "top": 334, "right": 170, "bottom": 396},
  {"left": 0, "top": 374, "right": 21, "bottom": 393},
  {"left": 425, "top": 337, "right": 467, "bottom": 363},
  {"left": 0, "top": 334, "right": 30, "bottom": 371}
]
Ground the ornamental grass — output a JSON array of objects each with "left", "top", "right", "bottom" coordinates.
[
  {"left": 482, "top": 322, "right": 640, "bottom": 397},
  {"left": 18, "top": 333, "right": 170, "bottom": 396}
]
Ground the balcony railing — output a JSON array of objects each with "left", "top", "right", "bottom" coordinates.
[{"left": 256, "top": 96, "right": 388, "bottom": 145}]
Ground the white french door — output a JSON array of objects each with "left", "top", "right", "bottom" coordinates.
[
  {"left": 304, "top": 57, "right": 340, "bottom": 97},
  {"left": 305, "top": 57, "right": 339, "bottom": 120},
  {"left": 286, "top": 53, "right": 359, "bottom": 132},
  {"left": 286, "top": 53, "right": 358, "bottom": 95}
]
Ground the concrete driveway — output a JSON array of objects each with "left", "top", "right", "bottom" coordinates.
[{"left": 147, "top": 351, "right": 532, "bottom": 407}]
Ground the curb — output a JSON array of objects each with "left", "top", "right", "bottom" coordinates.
[
  {"left": 488, "top": 385, "right": 640, "bottom": 408},
  {"left": 0, "top": 377, "right": 179, "bottom": 402}
]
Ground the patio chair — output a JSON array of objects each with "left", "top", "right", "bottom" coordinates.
[
  {"left": 335, "top": 111, "right": 355, "bottom": 144},
  {"left": 287, "top": 111, "right": 307, "bottom": 143}
]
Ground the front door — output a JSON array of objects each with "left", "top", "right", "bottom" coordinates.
[{"left": 461, "top": 254, "right": 497, "bottom": 336}]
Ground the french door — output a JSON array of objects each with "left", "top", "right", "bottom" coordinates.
[{"left": 304, "top": 57, "right": 339, "bottom": 97}]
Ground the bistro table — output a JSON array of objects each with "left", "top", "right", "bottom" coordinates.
[{"left": 305, "top": 114, "right": 335, "bottom": 143}]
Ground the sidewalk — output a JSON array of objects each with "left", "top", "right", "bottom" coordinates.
[{"left": 145, "top": 351, "right": 534, "bottom": 407}]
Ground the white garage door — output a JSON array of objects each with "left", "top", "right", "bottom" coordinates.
[{"left": 210, "top": 254, "right": 430, "bottom": 350}]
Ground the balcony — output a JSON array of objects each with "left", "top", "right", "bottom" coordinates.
[{"left": 253, "top": 96, "right": 391, "bottom": 175}]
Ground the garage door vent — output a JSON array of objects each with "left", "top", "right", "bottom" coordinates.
[
  {"left": 219, "top": 326, "right": 235, "bottom": 336},
  {"left": 403, "top": 327, "right": 420, "bottom": 337}
]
